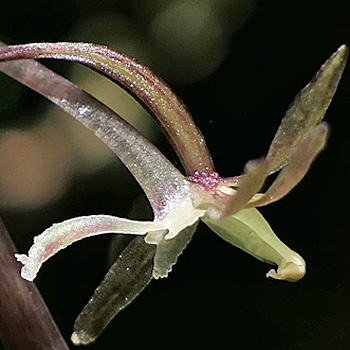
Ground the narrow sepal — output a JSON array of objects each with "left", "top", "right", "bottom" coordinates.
[
  {"left": 0, "top": 41, "right": 191, "bottom": 220},
  {"left": 72, "top": 237, "right": 155, "bottom": 345},
  {"left": 267, "top": 45, "right": 347, "bottom": 173},
  {"left": 0, "top": 42, "right": 214, "bottom": 174}
]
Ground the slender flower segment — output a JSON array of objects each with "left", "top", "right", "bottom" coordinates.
[
  {"left": 72, "top": 236, "right": 155, "bottom": 345},
  {"left": 0, "top": 42, "right": 346, "bottom": 278},
  {"left": 0, "top": 42, "right": 202, "bottom": 223},
  {"left": 0, "top": 42, "right": 214, "bottom": 175},
  {"left": 248, "top": 123, "right": 329, "bottom": 207},
  {"left": 266, "top": 44, "right": 348, "bottom": 173},
  {"left": 0, "top": 43, "right": 206, "bottom": 282},
  {"left": 0, "top": 42, "right": 347, "bottom": 344}
]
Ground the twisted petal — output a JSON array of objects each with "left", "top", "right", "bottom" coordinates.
[
  {"left": 202, "top": 208, "right": 306, "bottom": 282},
  {"left": 267, "top": 45, "right": 347, "bottom": 173},
  {"left": 15, "top": 215, "right": 167, "bottom": 281},
  {"left": 221, "top": 46, "right": 346, "bottom": 211},
  {"left": 249, "top": 122, "right": 329, "bottom": 207},
  {"left": 220, "top": 159, "right": 268, "bottom": 218}
]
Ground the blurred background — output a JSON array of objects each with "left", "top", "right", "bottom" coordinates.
[{"left": 1, "top": 0, "right": 350, "bottom": 349}]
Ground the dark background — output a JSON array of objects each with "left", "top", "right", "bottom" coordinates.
[{"left": 1, "top": 1, "right": 350, "bottom": 349}]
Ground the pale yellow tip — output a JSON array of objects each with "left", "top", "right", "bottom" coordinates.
[
  {"left": 266, "top": 262, "right": 306, "bottom": 282},
  {"left": 71, "top": 331, "right": 95, "bottom": 345}
]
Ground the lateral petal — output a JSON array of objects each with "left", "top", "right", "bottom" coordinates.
[
  {"left": 15, "top": 215, "right": 166, "bottom": 281},
  {"left": 153, "top": 221, "right": 198, "bottom": 279},
  {"left": 249, "top": 122, "right": 329, "bottom": 207},
  {"left": 220, "top": 159, "right": 268, "bottom": 218}
]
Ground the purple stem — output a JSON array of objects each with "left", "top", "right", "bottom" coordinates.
[
  {"left": 0, "top": 42, "right": 215, "bottom": 175},
  {"left": 0, "top": 41, "right": 188, "bottom": 220},
  {"left": 0, "top": 217, "right": 69, "bottom": 350}
]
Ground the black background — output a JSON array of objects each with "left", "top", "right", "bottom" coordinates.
[{"left": 1, "top": 1, "right": 350, "bottom": 349}]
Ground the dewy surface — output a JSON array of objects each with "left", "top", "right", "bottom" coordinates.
[{"left": 0, "top": 42, "right": 347, "bottom": 345}]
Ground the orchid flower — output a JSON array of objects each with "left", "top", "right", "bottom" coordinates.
[{"left": 0, "top": 42, "right": 347, "bottom": 345}]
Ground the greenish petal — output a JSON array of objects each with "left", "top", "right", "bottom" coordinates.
[
  {"left": 202, "top": 208, "right": 305, "bottom": 282},
  {"left": 72, "top": 237, "right": 155, "bottom": 345},
  {"left": 267, "top": 45, "right": 347, "bottom": 173}
]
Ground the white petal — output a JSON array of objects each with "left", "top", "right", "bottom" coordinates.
[
  {"left": 162, "top": 193, "right": 205, "bottom": 240},
  {"left": 15, "top": 215, "right": 166, "bottom": 281},
  {"left": 153, "top": 221, "right": 198, "bottom": 279}
]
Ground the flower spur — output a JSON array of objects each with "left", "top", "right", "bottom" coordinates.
[{"left": 0, "top": 42, "right": 347, "bottom": 344}]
